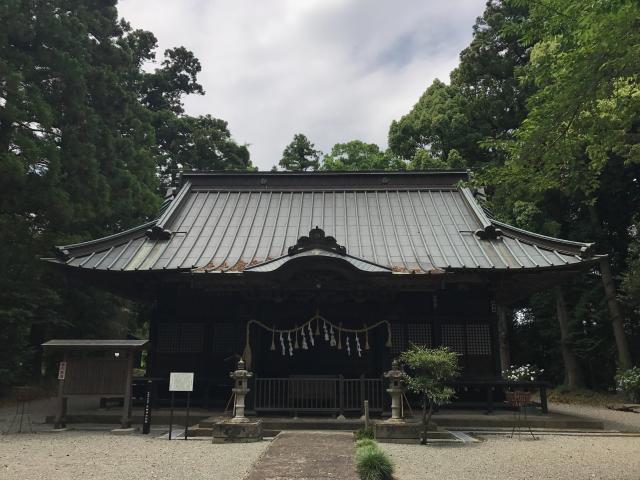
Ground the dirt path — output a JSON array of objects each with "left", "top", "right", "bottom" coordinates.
[{"left": 244, "top": 431, "right": 358, "bottom": 480}]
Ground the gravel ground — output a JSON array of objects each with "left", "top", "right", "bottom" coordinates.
[
  {"left": 549, "top": 402, "right": 640, "bottom": 432},
  {"left": 381, "top": 435, "right": 640, "bottom": 480},
  {"left": 0, "top": 431, "right": 268, "bottom": 480}
]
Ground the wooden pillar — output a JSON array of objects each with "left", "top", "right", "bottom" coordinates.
[
  {"left": 54, "top": 352, "right": 68, "bottom": 429},
  {"left": 121, "top": 351, "right": 134, "bottom": 429},
  {"left": 496, "top": 305, "right": 511, "bottom": 373},
  {"left": 599, "top": 257, "right": 632, "bottom": 370},
  {"left": 554, "top": 286, "right": 583, "bottom": 390}
]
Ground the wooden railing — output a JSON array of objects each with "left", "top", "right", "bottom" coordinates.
[{"left": 252, "top": 375, "right": 384, "bottom": 415}]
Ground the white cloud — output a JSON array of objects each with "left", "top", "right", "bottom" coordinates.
[{"left": 118, "top": 0, "right": 486, "bottom": 170}]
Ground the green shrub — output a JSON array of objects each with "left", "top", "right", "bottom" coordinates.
[
  {"left": 355, "top": 426, "right": 374, "bottom": 440},
  {"left": 355, "top": 438, "right": 377, "bottom": 449},
  {"left": 616, "top": 367, "right": 640, "bottom": 402},
  {"left": 355, "top": 445, "right": 394, "bottom": 480}
]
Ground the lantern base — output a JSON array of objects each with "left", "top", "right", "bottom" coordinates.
[{"left": 211, "top": 419, "right": 263, "bottom": 443}]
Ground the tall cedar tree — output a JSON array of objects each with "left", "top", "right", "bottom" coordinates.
[{"left": 0, "top": 0, "right": 249, "bottom": 385}]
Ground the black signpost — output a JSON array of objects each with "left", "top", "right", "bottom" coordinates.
[
  {"left": 168, "top": 391, "right": 175, "bottom": 439},
  {"left": 142, "top": 380, "right": 153, "bottom": 435},
  {"left": 184, "top": 391, "right": 191, "bottom": 440}
]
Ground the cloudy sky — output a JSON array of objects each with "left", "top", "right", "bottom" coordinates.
[{"left": 118, "top": 0, "right": 487, "bottom": 170}]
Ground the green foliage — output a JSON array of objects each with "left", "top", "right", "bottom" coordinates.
[
  {"left": 400, "top": 346, "right": 459, "bottom": 406},
  {"left": 616, "top": 367, "right": 640, "bottom": 403},
  {"left": 388, "top": 79, "right": 474, "bottom": 167},
  {"left": 156, "top": 113, "right": 251, "bottom": 187},
  {"left": 355, "top": 442, "right": 394, "bottom": 480},
  {"left": 505, "top": 0, "right": 640, "bottom": 197},
  {"left": 355, "top": 426, "right": 375, "bottom": 441},
  {"left": 279, "top": 133, "right": 321, "bottom": 171},
  {"left": 321, "top": 141, "right": 406, "bottom": 171},
  {"left": 622, "top": 220, "right": 640, "bottom": 308},
  {"left": 355, "top": 438, "right": 377, "bottom": 449}
]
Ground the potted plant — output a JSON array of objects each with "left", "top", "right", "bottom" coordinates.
[{"left": 502, "top": 364, "right": 544, "bottom": 406}]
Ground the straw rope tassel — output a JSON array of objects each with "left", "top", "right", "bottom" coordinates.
[
  {"left": 337, "top": 322, "right": 342, "bottom": 350},
  {"left": 294, "top": 326, "right": 299, "bottom": 349},
  {"left": 364, "top": 324, "right": 370, "bottom": 350},
  {"left": 270, "top": 327, "right": 276, "bottom": 351},
  {"left": 308, "top": 323, "right": 315, "bottom": 347}
]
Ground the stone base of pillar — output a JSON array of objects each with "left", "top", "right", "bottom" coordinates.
[
  {"left": 211, "top": 419, "right": 263, "bottom": 443},
  {"left": 384, "top": 417, "right": 406, "bottom": 424},
  {"left": 228, "top": 415, "right": 251, "bottom": 424}
]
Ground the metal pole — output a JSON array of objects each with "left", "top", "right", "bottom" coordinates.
[
  {"left": 184, "top": 391, "right": 191, "bottom": 440},
  {"left": 168, "top": 392, "right": 175, "bottom": 440},
  {"left": 364, "top": 400, "right": 370, "bottom": 430}
]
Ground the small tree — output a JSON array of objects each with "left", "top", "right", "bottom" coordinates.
[
  {"left": 279, "top": 133, "right": 322, "bottom": 171},
  {"left": 400, "top": 345, "right": 459, "bottom": 444}
]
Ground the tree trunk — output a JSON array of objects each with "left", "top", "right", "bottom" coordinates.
[
  {"left": 420, "top": 394, "right": 432, "bottom": 445},
  {"left": 554, "top": 286, "right": 583, "bottom": 389},
  {"left": 497, "top": 305, "right": 511, "bottom": 373},
  {"left": 599, "top": 258, "right": 632, "bottom": 370}
]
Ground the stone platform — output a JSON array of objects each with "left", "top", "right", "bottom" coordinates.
[
  {"left": 211, "top": 419, "right": 263, "bottom": 443},
  {"left": 374, "top": 420, "right": 456, "bottom": 442}
]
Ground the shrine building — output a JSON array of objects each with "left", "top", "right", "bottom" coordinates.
[{"left": 45, "top": 171, "right": 599, "bottom": 414}]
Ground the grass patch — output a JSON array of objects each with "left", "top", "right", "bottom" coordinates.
[
  {"left": 355, "top": 438, "right": 377, "bottom": 449},
  {"left": 548, "top": 387, "right": 624, "bottom": 407},
  {"left": 354, "top": 426, "right": 374, "bottom": 440},
  {"left": 354, "top": 437, "right": 394, "bottom": 480}
]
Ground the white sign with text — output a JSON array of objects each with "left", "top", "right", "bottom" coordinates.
[{"left": 169, "top": 372, "right": 194, "bottom": 392}]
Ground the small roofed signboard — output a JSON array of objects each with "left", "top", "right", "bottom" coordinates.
[{"left": 169, "top": 372, "right": 194, "bottom": 392}]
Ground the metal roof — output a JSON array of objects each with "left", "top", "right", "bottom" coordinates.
[
  {"left": 50, "top": 171, "right": 598, "bottom": 274},
  {"left": 42, "top": 339, "right": 149, "bottom": 350}
]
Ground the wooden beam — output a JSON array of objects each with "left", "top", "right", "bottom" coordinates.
[
  {"left": 496, "top": 306, "right": 511, "bottom": 373},
  {"left": 121, "top": 351, "right": 135, "bottom": 429}
]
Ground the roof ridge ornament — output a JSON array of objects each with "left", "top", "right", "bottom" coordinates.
[
  {"left": 288, "top": 227, "right": 347, "bottom": 256},
  {"left": 475, "top": 225, "right": 502, "bottom": 240},
  {"left": 146, "top": 225, "right": 172, "bottom": 240}
]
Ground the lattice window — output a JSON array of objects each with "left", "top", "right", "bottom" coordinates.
[
  {"left": 390, "top": 322, "right": 432, "bottom": 356},
  {"left": 157, "top": 323, "right": 204, "bottom": 353},
  {"left": 212, "top": 322, "right": 240, "bottom": 353},
  {"left": 407, "top": 323, "right": 432, "bottom": 348},
  {"left": 466, "top": 323, "right": 492, "bottom": 355},
  {"left": 441, "top": 324, "right": 466, "bottom": 355}
]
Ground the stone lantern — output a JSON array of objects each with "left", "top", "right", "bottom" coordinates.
[
  {"left": 229, "top": 358, "right": 253, "bottom": 423},
  {"left": 384, "top": 359, "right": 405, "bottom": 422}
]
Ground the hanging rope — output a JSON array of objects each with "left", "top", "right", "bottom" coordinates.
[{"left": 242, "top": 314, "right": 393, "bottom": 369}]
